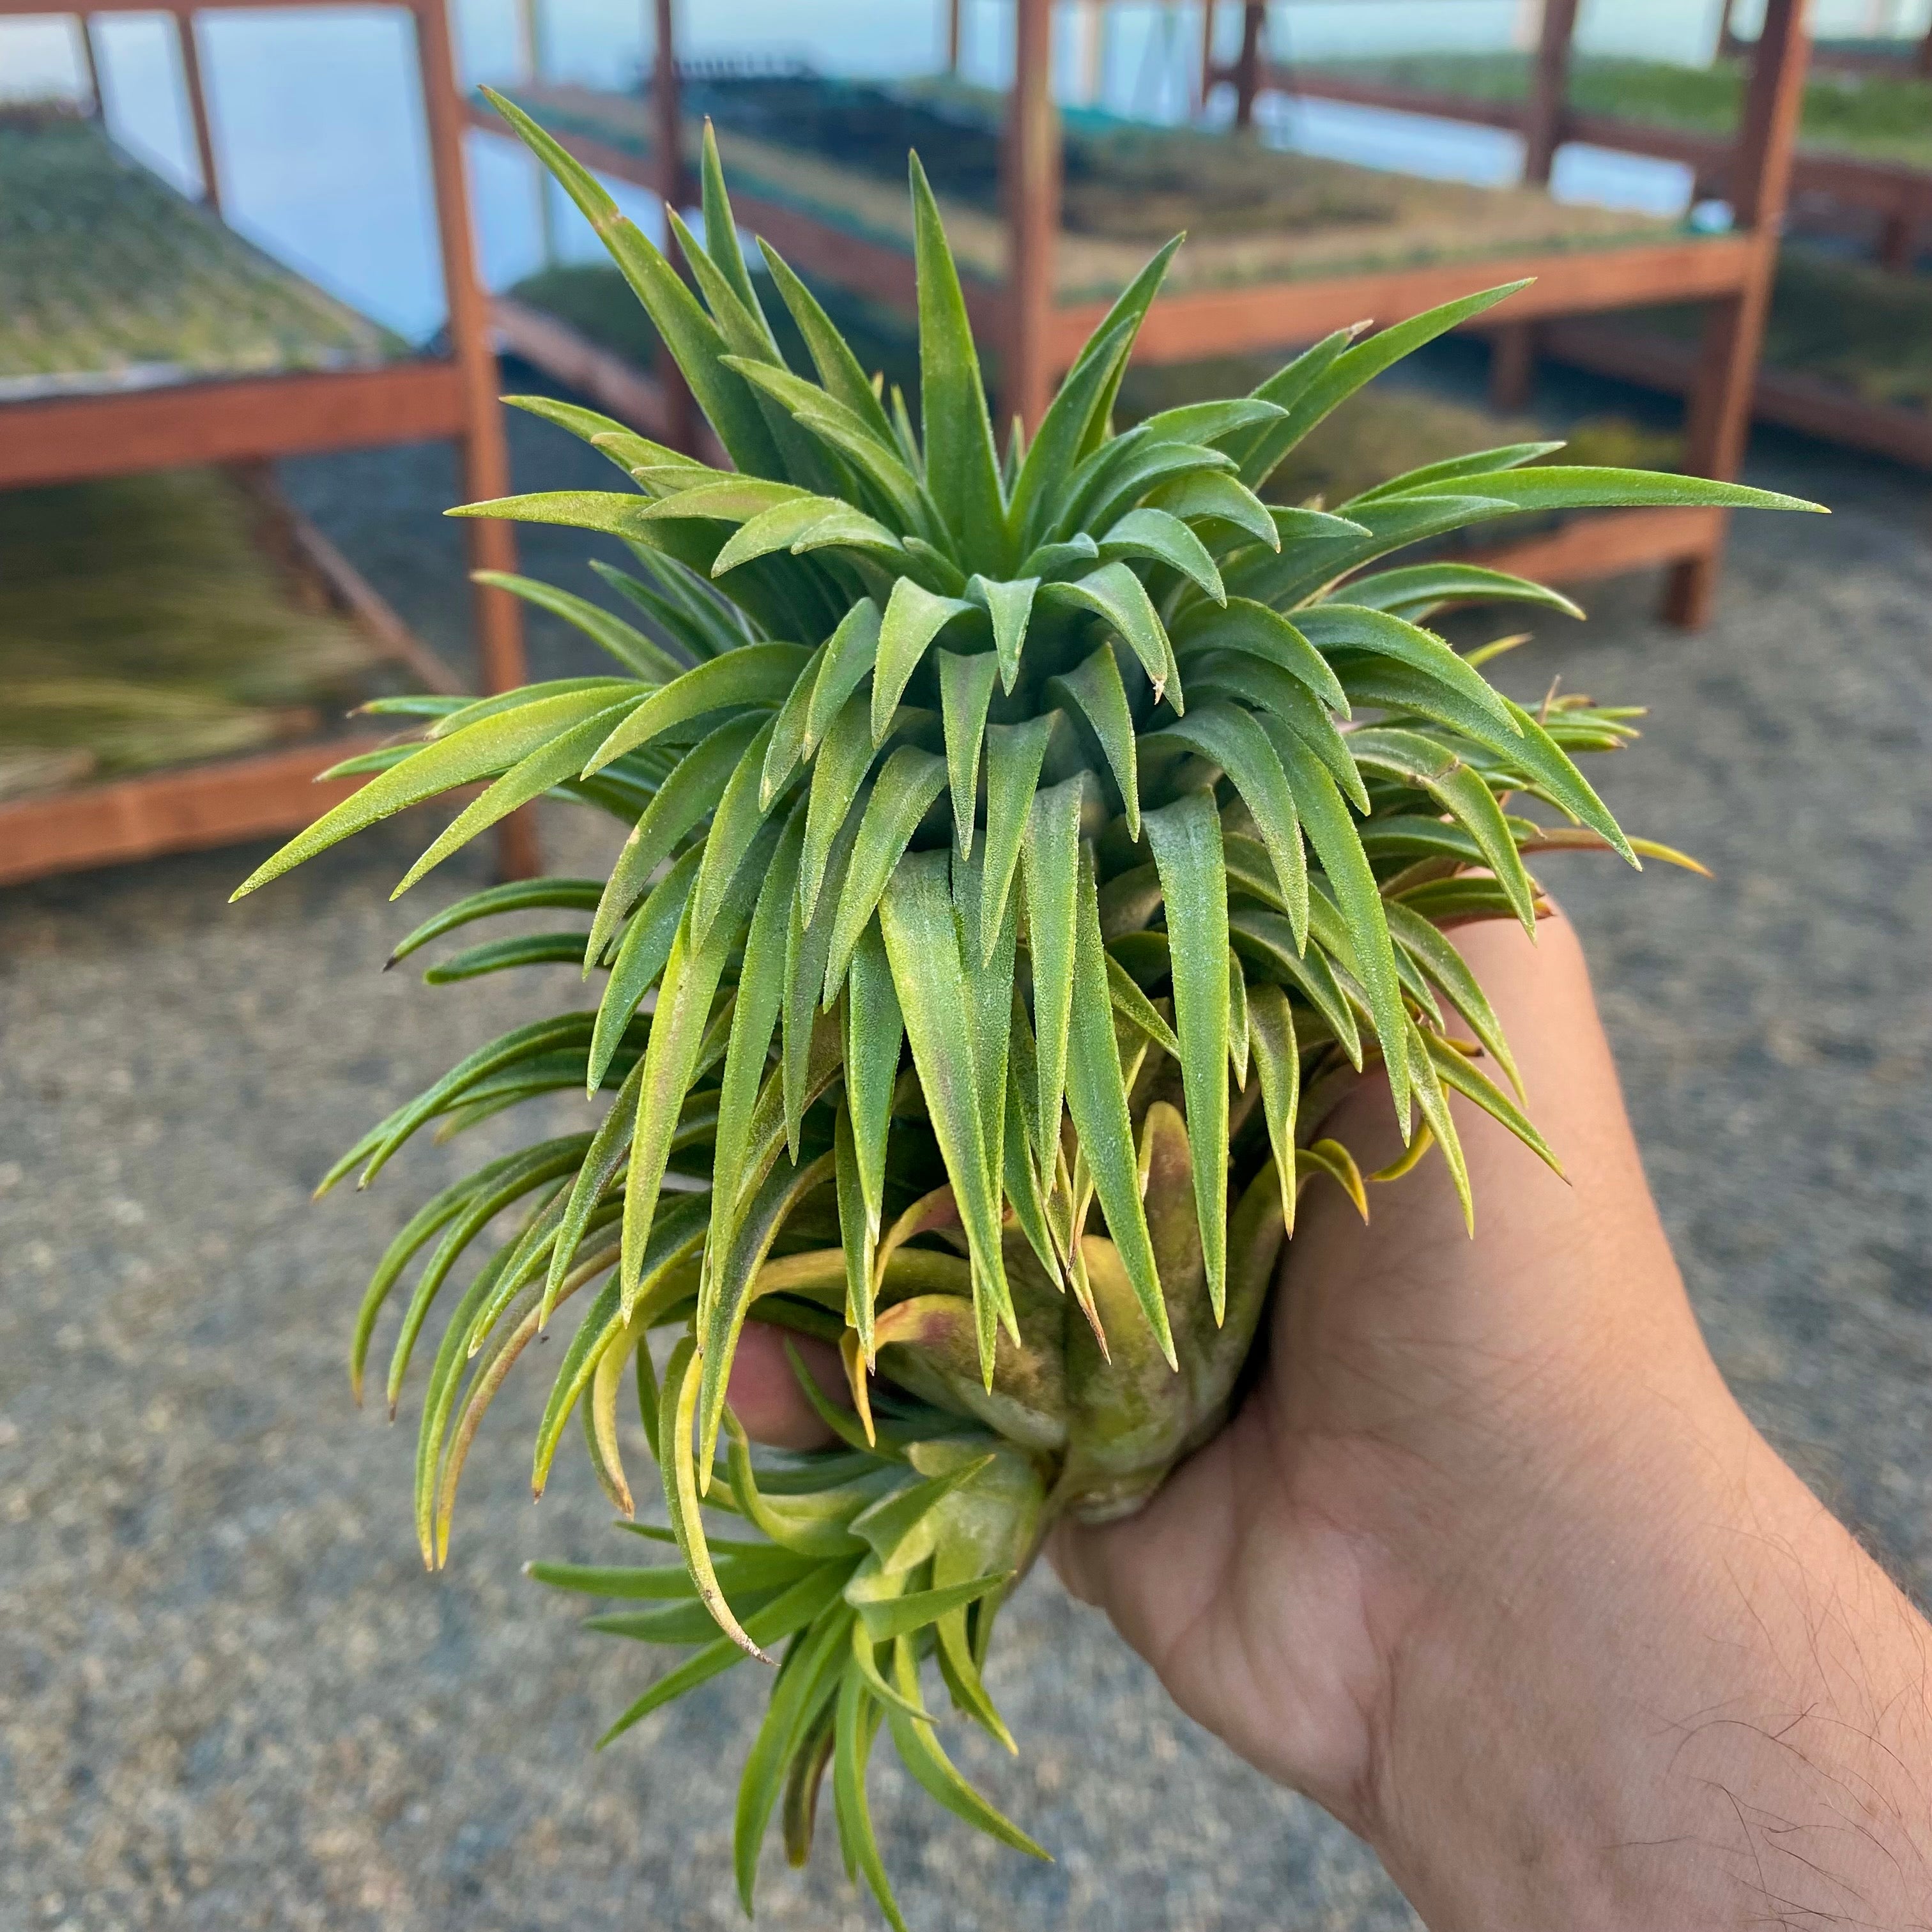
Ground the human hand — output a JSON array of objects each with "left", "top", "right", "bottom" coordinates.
[{"left": 731, "top": 913, "right": 1932, "bottom": 1928}]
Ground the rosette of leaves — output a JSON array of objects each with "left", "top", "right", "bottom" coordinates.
[{"left": 229, "top": 94, "right": 1819, "bottom": 1929}]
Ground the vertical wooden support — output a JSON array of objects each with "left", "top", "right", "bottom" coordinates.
[
  {"left": 1198, "top": 0, "right": 1218, "bottom": 112},
  {"left": 73, "top": 14, "right": 102, "bottom": 113},
  {"left": 1492, "top": 0, "right": 1579, "bottom": 409},
  {"left": 1006, "top": 0, "right": 1059, "bottom": 432},
  {"left": 650, "top": 0, "right": 700, "bottom": 456},
  {"left": 1918, "top": 18, "right": 1932, "bottom": 79},
  {"left": 1663, "top": 0, "right": 1811, "bottom": 631},
  {"left": 174, "top": 8, "right": 221, "bottom": 210},
  {"left": 1232, "top": 2, "right": 1264, "bottom": 130},
  {"left": 946, "top": 0, "right": 963, "bottom": 75},
  {"left": 414, "top": 0, "right": 537, "bottom": 873}
]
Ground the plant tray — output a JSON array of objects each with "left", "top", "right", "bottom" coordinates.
[
  {"left": 0, "top": 105, "right": 403, "bottom": 402},
  {"left": 0, "top": 464, "right": 457, "bottom": 886},
  {"left": 1302, "top": 52, "right": 1932, "bottom": 173},
  {"left": 490, "top": 74, "right": 1694, "bottom": 307}
]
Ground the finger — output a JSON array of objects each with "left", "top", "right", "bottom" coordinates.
[{"left": 724, "top": 1322, "right": 845, "bottom": 1451}]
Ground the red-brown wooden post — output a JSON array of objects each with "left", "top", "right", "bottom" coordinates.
[
  {"left": 1232, "top": 2, "right": 1264, "bottom": 129},
  {"left": 173, "top": 8, "right": 221, "bottom": 210},
  {"left": 1198, "top": 0, "right": 1218, "bottom": 111},
  {"left": 1492, "top": 0, "right": 1579, "bottom": 408},
  {"left": 1664, "top": 0, "right": 1811, "bottom": 629},
  {"left": 73, "top": 13, "right": 102, "bottom": 112},
  {"left": 1918, "top": 18, "right": 1931, "bottom": 79},
  {"left": 946, "top": 0, "right": 962, "bottom": 74},
  {"left": 1006, "top": 0, "right": 1060, "bottom": 431},
  {"left": 650, "top": 0, "right": 700, "bottom": 455},
  {"left": 413, "top": 0, "right": 536, "bottom": 873}
]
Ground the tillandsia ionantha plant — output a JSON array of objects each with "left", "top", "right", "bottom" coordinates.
[{"left": 230, "top": 93, "right": 1820, "bottom": 1928}]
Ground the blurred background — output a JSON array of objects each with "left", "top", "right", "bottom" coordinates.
[{"left": 3, "top": 1, "right": 1929, "bottom": 1926}]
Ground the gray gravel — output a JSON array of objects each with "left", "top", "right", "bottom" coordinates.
[{"left": 3, "top": 392, "right": 1929, "bottom": 1932}]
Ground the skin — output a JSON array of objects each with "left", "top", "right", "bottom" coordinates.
[{"left": 730, "top": 914, "right": 1932, "bottom": 1928}]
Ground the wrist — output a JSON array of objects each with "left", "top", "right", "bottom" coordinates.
[{"left": 1358, "top": 1377, "right": 1932, "bottom": 1928}]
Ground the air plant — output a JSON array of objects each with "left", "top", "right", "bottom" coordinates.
[{"left": 230, "top": 93, "right": 1818, "bottom": 1929}]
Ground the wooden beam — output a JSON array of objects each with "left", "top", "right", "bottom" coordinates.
[
  {"left": 1540, "top": 316, "right": 1932, "bottom": 470},
  {"left": 946, "top": 0, "right": 962, "bottom": 73},
  {"left": 1059, "top": 233, "right": 1759, "bottom": 369},
  {"left": 1232, "top": 2, "right": 1264, "bottom": 130},
  {"left": 413, "top": 0, "right": 534, "bottom": 873},
  {"left": 1005, "top": 0, "right": 1060, "bottom": 431},
  {"left": 0, "top": 364, "right": 469, "bottom": 488},
  {"left": 1665, "top": 0, "right": 1811, "bottom": 629},
  {"left": 650, "top": 0, "right": 700, "bottom": 456},
  {"left": 1468, "top": 505, "right": 1724, "bottom": 587},
  {"left": 0, "top": 737, "right": 401, "bottom": 887},
  {"left": 1492, "top": 0, "right": 1579, "bottom": 409},
  {"left": 172, "top": 8, "right": 221, "bottom": 210},
  {"left": 73, "top": 13, "right": 102, "bottom": 111}
]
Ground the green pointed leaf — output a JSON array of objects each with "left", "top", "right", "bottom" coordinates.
[
  {"left": 1335, "top": 661, "right": 1633, "bottom": 861},
  {"left": 807, "top": 599, "right": 884, "bottom": 752},
  {"left": 480, "top": 88, "right": 786, "bottom": 476},
  {"left": 621, "top": 907, "right": 733, "bottom": 1312},
  {"left": 1382, "top": 897, "right": 1521, "bottom": 1094},
  {"left": 1238, "top": 282, "right": 1529, "bottom": 491},
  {"left": 1142, "top": 791, "right": 1229, "bottom": 1320},
  {"left": 471, "top": 571, "right": 684, "bottom": 680},
  {"left": 843, "top": 921, "right": 902, "bottom": 1239},
  {"left": 697, "top": 1150, "right": 838, "bottom": 1475},
  {"left": 757, "top": 240, "right": 900, "bottom": 445},
  {"left": 802, "top": 693, "right": 884, "bottom": 926},
  {"left": 965, "top": 576, "right": 1038, "bottom": 694},
  {"left": 1422, "top": 1027, "right": 1560, "bottom": 1172},
  {"left": 1172, "top": 598, "right": 1346, "bottom": 713},
  {"left": 1390, "top": 464, "right": 1823, "bottom": 516},
  {"left": 1337, "top": 562, "right": 1583, "bottom": 622},
  {"left": 1144, "top": 470, "right": 1280, "bottom": 549},
  {"left": 707, "top": 810, "right": 805, "bottom": 1305},
  {"left": 978, "top": 715, "right": 1054, "bottom": 967},
  {"left": 885, "top": 1639, "right": 1047, "bottom": 1858},
  {"left": 1065, "top": 844, "right": 1174, "bottom": 1366},
  {"left": 878, "top": 850, "right": 1009, "bottom": 1354},
  {"left": 588, "top": 844, "right": 701, "bottom": 1091},
  {"left": 1247, "top": 983, "right": 1301, "bottom": 1228},
  {"left": 1046, "top": 643, "right": 1139, "bottom": 838},
  {"left": 937, "top": 650, "right": 999, "bottom": 857},
  {"left": 1010, "top": 316, "right": 1137, "bottom": 545},
  {"left": 1144, "top": 702, "right": 1308, "bottom": 948},
  {"left": 583, "top": 644, "right": 811, "bottom": 777},
  {"left": 824, "top": 749, "right": 949, "bottom": 1004},
  {"left": 1297, "top": 604, "right": 1516, "bottom": 737},
  {"left": 1022, "top": 776, "right": 1082, "bottom": 1162},
  {"left": 1268, "top": 732, "right": 1409, "bottom": 1127},
  {"left": 909, "top": 152, "right": 1004, "bottom": 567},
  {"left": 232, "top": 687, "right": 634, "bottom": 899},
  {"left": 586, "top": 711, "right": 763, "bottom": 967},
  {"left": 1041, "top": 562, "right": 1177, "bottom": 707},
  {"left": 873, "top": 578, "right": 974, "bottom": 744},
  {"left": 1106, "top": 954, "right": 1179, "bottom": 1057},
  {"left": 691, "top": 721, "right": 790, "bottom": 949},
  {"left": 1347, "top": 726, "right": 1538, "bottom": 931},
  {"left": 1098, "top": 507, "right": 1224, "bottom": 603},
  {"left": 395, "top": 703, "right": 632, "bottom": 898}
]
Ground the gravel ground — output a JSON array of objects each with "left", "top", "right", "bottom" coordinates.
[{"left": 3, "top": 383, "right": 1929, "bottom": 1932}]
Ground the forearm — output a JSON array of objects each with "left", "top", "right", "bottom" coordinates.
[{"left": 1372, "top": 1395, "right": 1932, "bottom": 1930}]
